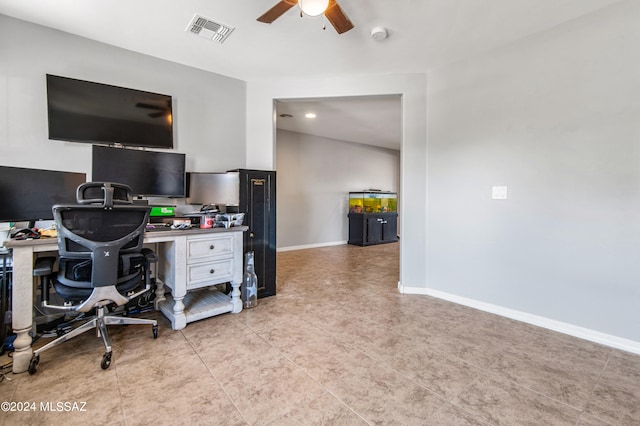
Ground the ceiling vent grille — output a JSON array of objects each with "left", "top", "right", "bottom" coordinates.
[{"left": 186, "top": 14, "right": 234, "bottom": 44}]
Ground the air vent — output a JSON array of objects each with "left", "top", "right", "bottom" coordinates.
[{"left": 186, "top": 14, "right": 234, "bottom": 44}]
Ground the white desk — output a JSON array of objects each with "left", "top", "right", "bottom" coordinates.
[{"left": 3, "top": 226, "right": 247, "bottom": 374}]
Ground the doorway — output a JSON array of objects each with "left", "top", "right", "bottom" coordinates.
[{"left": 273, "top": 95, "right": 402, "bottom": 272}]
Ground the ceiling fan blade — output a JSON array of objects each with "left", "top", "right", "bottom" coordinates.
[
  {"left": 257, "top": 0, "right": 298, "bottom": 24},
  {"left": 325, "top": 0, "right": 354, "bottom": 34},
  {"left": 136, "top": 102, "right": 166, "bottom": 111}
]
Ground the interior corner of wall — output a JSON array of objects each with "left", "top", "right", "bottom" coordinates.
[{"left": 397, "top": 282, "right": 429, "bottom": 295}]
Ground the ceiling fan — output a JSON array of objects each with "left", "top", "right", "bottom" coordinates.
[
  {"left": 257, "top": 0, "right": 354, "bottom": 34},
  {"left": 136, "top": 102, "right": 171, "bottom": 118}
]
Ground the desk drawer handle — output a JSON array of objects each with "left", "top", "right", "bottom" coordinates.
[
  {"left": 210, "top": 269, "right": 215, "bottom": 274},
  {"left": 209, "top": 245, "right": 215, "bottom": 250}
]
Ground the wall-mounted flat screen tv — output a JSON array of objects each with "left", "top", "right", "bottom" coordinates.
[
  {"left": 47, "top": 74, "right": 174, "bottom": 149},
  {"left": 0, "top": 166, "right": 86, "bottom": 223},
  {"left": 91, "top": 145, "right": 186, "bottom": 198}
]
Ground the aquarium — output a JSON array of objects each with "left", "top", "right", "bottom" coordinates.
[{"left": 349, "top": 191, "right": 397, "bottom": 213}]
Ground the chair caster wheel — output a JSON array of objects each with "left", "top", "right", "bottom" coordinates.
[
  {"left": 101, "top": 352, "right": 112, "bottom": 370},
  {"left": 152, "top": 325, "right": 158, "bottom": 339},
  {"left": 28, "top": 354, "right": 40, "bottom": 375}
]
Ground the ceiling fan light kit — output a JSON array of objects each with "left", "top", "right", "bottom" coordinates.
[
  {"left": 257, "top": 0, "right": 354, "bottom": 34},
  {"left": 299, "top": 0, "right": 329, "bottom": 16}
]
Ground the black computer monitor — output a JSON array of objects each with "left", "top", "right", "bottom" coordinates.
[
  {"left": 0, "top": 166, "right": 87, "bottom": 225},
  {"left": 91, "top": 145, "right": 186, "bottom": 198}
]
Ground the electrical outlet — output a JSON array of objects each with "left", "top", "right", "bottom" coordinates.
[{"left": 492, "top": 186, "right": 508, "bottom": 200}]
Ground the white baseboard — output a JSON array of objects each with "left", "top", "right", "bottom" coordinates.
[
  {"left": 398, "top": 284, "right": 640, "bottom": 355},
  {"left": 277, "top": 241, "right": 347, "bottom": 252}
]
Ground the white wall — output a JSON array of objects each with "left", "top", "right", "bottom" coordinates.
[
  {"left": 276, "top": 129, "right": 400, "bottom": 250},
  {"left": 426, "top": 0, "right": 640, "bottom": 347},
  {"left": 0, "top": 15, "right": 246, "bottom": 183},
  {"left": 246, "top": 74, "right": 427, "bottom": 290}
]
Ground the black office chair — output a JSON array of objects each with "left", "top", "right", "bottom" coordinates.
[{"left": 28, "top": 182, "right": 158, "bottom": 374}]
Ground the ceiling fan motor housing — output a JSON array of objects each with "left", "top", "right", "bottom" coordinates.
[{"left": 258, "top": 0, "right": 354, "bottom": 34}]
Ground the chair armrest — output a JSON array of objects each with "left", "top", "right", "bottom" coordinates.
[
  {"left": 33, "top": 257, "right": 56, "bottom": 277},
  {"left": 141, "top": 248, "right": 158, "bottom": 263}
]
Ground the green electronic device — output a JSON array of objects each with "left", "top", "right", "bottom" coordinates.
[{"left": 150, "top": 206, "right": 175, "bottom": 217}]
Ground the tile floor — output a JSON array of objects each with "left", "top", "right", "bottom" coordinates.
[{"left": 1, "top": 242, "right": 639, "bottom": 425}]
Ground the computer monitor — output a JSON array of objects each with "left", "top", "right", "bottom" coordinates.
[
  {"left": 91, "top": 145, "right": 186, "bottom": 198},
  {"left": 0, "top": 166, "right": 86, "bottom": 225}
]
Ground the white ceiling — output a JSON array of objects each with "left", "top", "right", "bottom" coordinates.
[
  {"left": 276, "top": 95, "right": 402, "bottom": 150},
  {"left": 0, "top": 0, "right": 623, "bottom": 149}
]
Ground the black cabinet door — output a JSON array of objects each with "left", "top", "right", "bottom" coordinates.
[
  {"left": 366, "top": 217, "right": 383, "bottom": 244},
  {"left": 381, "top": 215, "right": 397, "bottom": 242},
  {"left": 347, "top": 213, "right": 364, "bottom": 245},
  {"left": 237, "top": 169, "right": 276, "bottom": 298}
]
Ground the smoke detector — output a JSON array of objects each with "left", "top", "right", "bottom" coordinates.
[
  {"left": 371, "top": 26, "right": 388, "bottom": 41},
  {"left": 186, "top": 14, "right": 235, "bottom": 44}
]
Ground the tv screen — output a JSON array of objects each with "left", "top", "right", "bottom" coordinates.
[
  {"left": 91, "top": 146, "right": 186, "bottom": 198},
  {"left": 0, "top": 166, "right": 86, "bottom": 223},
  {"left": 47, "top": 74, "right": 174, "bottom": 149}
]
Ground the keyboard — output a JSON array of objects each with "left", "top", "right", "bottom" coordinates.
[{"left": 145, "top": 225, "right": 173, "bottom": 232}]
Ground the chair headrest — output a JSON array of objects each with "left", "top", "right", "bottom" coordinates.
[{"left": 76, "top": 182, "right": 133, "bottom": 207}]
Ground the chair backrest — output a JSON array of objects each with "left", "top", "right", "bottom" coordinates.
[
  {"left": 53, "top": 182, "right": 150, "bottom": 288},
  {"left": 76, "top": 181, "right": 134, "bottom": 206}
]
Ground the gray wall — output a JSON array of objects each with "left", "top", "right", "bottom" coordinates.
[
  {"left": 427, "top": 0, "right": 640, "bottom": 342},
  {"left": 0, "top": 14, "right": 246, "bottom": 190},
  {"left": 276, "top": 129, "right": 400, "bottom": 250}
]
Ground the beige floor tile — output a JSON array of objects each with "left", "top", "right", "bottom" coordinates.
[
  {"left": 452, "top": 375, "right": 581, "bottom": 425},
  {"left": 488, "top": 349, "right": 602, "bottom": 409},
  {"left": 220, "top": 357, "right": 326, "bottom": 425},
  {"left": 584, "top": 381, "right": 640, "bottom": 425},
  {"left": 125, "top": 379, "right": 244, "bottom": 426},
  {"left": 429, "top": 402, "right": 493, "bottom": 425},
  {"left": 576, "top": 412, "right": 617, "bottom": 426},
  {"left": 116, "top": 350, "right": 213, "bottom": 418},
  {"left": 383, "top": 344, "right": 483, "bottom": 401},
  {"left": 5, "top": 242, "right": 640, "bottom": 425},
  {"left": 263, "top": 392, "right": 367, "bottom": 426},
  {"left": 321, "top": 361, "right": 446, "bottom": 425},
  {"left": 10, "top": 356, "right": 123, "bottom": 425},
  {"left": 599, "top": 349, "right": 640, "bottom": 392},
  {"left": 197, "top": 331, "right": 285, "bottom": 383}
]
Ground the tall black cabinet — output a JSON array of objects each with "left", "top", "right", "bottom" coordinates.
[{"left": 235, "top": 169, "right": 277, "bottom": 298}]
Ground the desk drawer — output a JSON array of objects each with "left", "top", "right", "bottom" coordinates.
[
  {"left": 187, "top": 258, "right": 234, "bottom": 289},
  {"left": 187, "top": 234, "right": 233, "bottom": 260}
]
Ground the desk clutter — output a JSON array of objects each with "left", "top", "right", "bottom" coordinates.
[
  {"left": 3, "top": 209, "right": 246, "bottom": 239},
  {"left": 180, "top": 204, "right": 245, "bottom": 229},
  {"left": 204, "top": 212, "right": 245, "bottom": 228},
  {"left": 7, "top": 226, "right": 57, "bottom": 240},
  {"left": 146, "top": 213, "right": 245, "bottom": 230}
]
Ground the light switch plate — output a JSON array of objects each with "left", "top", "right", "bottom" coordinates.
[{"left": 492, "top": 186, "right": 508, "bottom": 200}]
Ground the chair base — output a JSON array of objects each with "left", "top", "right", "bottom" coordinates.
[{"left": 28, "top": 306, "right": 157, "bottom": 374}]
